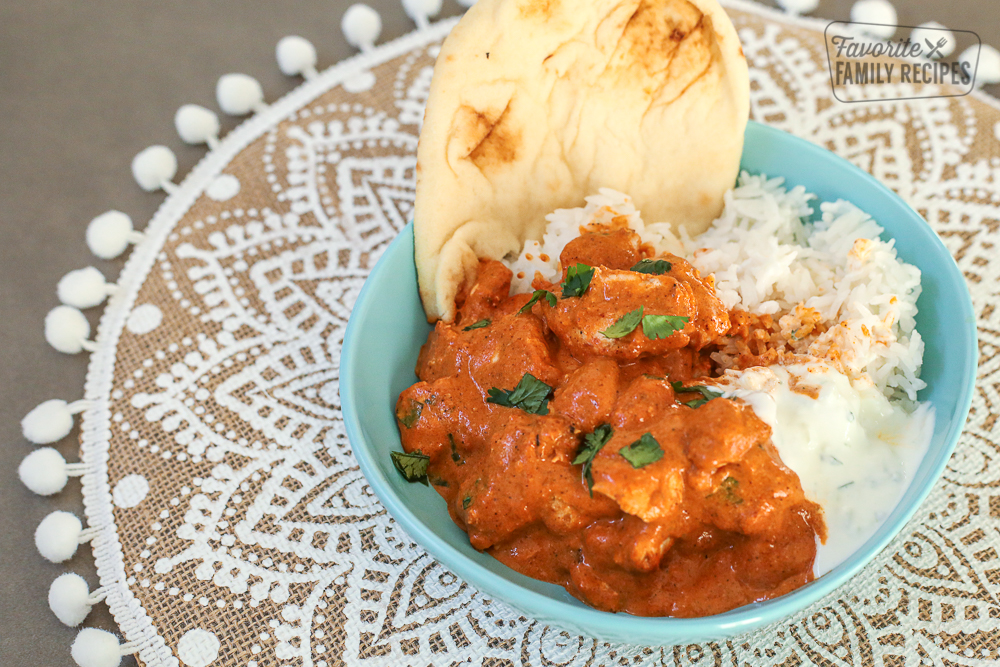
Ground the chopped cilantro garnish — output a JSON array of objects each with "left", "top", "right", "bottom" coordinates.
[
  {"left": 487, "top": 373, "right": 553, "bottom": 415},
  {"left": 396, "top": 399, "right": 423, "bottom": 428},
  {"left": 630, "top": 259, "right": 672, "bottom": 275},
  {"left": 561, "top": 263, "right": 595, "bottom": 298},
  {"left": 390, "top": 450, "right": 430, "bottom": 485},
  {"left": 463, "top": 319, "right": 491, "bottom": 331},
  {"left": 573, "top": 424, "right": 614, "bottom": 496},
  {"left": 601, "top": 308, "right": 689, "bottom": 340},
  {"left": 518, "top": 289, "right": 557, "bottom": 314},
  {"left": 671, "top": 382, "right": 723, "bottom": 408},
  {"left": 448, "top": 434, "right": 464, "bottom": 465},
  {"left": 601, "top": 306, "right": 644, "bottom": 338},
  {"left": 710, "top": 476, "right": 743, "bottom": 505},
  {"left": 462, "top": 495, "right": 472, "bottom": 509},
  {"left": 641, "top": 314, "right": 689, "bottom": 340},
  {"left": 619, "top": 432, "right": 664, "bottom": 468},
  {"left": 448, "top": 433, "right": 465, "bottom": 465}
]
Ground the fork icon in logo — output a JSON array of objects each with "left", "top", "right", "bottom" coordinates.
[{"left": 924, "top": 37, "right": 949, "bottom": 59}]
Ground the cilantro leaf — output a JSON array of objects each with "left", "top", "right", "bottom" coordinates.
[
  {"left": 572, "top": 424, "right": 614, "bottom": 496},
  {"left": 486, "top": 388, "right": 512, "bottom": 407},
  {"left": 630, "top": 259, "right": 672, "bottom": 275},
  {"left": 462, "top": 495, "right": 472, "bottom": 509},
  {"left": 671, "top": 382, "right": 723, "bottom": 408},
  {"left": 601, "top": 306, "right": 644, "bottom": 338},
  {"left": 463, "top": 319, "right": 491, "bottom": 331},
  {"left": 619, "top": 433, "right": 664, "bottom": 468},
  {"left": 709, "top": 476, "right": 743, "bottom": 505},
  {"left": 561, "top": 263, "right": 595, "bottom": 298},
  {"left": 518, "top": 289, "right": 557, "bottom": 314},
  {"left": 487, "top": 373, "right": 553, "bottom": 415},
  {"left": 390, "top": 450, "right": 430, "bottom": 485},
  {"left": 641, "top": 314, "right": 689, "bottom": 340},
  {"left": 671, "top": 382, "right": 723, "bottom": 399},
  {"left": 396, "top": 399, "right": 423, "bottom": 428},
  {"left": 448, "top": 434, "right": 464, "bottom": 465}
]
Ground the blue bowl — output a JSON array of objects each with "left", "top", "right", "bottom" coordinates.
[{"left": 340, "top": 120, "right": 977, "bottom": 644}]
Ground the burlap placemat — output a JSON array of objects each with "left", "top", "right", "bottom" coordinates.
[{"left": 78, "top": 2, "right": 1000, "bottom": 665}]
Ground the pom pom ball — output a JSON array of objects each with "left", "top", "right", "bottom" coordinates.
[
  {"left": 276, "top": 36, "right": 317, "bottom": 76},
  {"left": 19, "top": 447, "right": 70, "bottom": 496},
  {"left": 22, "top": 399, "right": 75, "bottom": 444},
  {"left": 86, "top": 211, "right": 135, "bottom": 260},
  {"left": 131, "top": 145, "right": 177, "bottom": 192},
  {"left": 402, "top": 0, "right": 442, "bottom": 26},
  {"left": 174, "top": 104, "right": 220, "bottom": 145},
  {"left": 35, "top": 510, "right": 84, "bottom": 563},
  {"left": 58, "top": 267, "right": 111, "bottom": 309},
  {"left": 71, "top": 628, "right": 123, "bottom": 667},
  {"left": 961, "top": 44, "right": 1000, "bottom": 86},
  {"left": 45, "top": 306, "right": 91, "bottom": 354},
  {"left": 850, "top": 0, "right": 897, "bottom": 39},
  {"left": 216, "top": 73, "right": 264, "bottom": 116},
  {"left": 342, "top": 5, "right": 382, "bottom": 50},
  {"left": 776, "top": 0, "right": 819, "bottom": 14},
  {"left": 49, "top": 573, "right": 93, "bottom": 627}
]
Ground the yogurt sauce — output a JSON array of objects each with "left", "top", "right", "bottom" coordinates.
[{"left": 720, "top": 362, "right": 935, "bottom": 575}]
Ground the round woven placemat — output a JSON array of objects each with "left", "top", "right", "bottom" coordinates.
[{"left": 78, "top": 2, "right": 1000, "bottom": 665}]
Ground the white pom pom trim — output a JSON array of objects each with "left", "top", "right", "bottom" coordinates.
[
  {"left": 86, "top": 211, "right": 143, "bottom": 260},
  {"left": 216, "top": 73, "right": 266, "bottom": 116},
  {"left": 49, "top": 573, "right": 105, "bottom": 627},
  {"left": 21, "top": 398, "right": 88, "bottom": 444},
  {"left": 961, "top": 44, "right": 1000, "bottom": 86},
  {"left": 776, "top": 0, "right": 819, "bottom": 15},
  {"left": 57, "top": 267, "right": 117, "bottom": 309},
  {"left": 276, "top": 36, "right": 318, "bottom": 78},
  {"left": 45, "top": 306, "right": 96, "bottom": 354},
  {"left": 174, "top": 104, "right": 221, "bottom": 149},
  {"left": 71, "top": 628, "right": 139, "bottom": 667},
  {"left": 850, "top": 0, "right": 897, "bottom": 39},
  {"left": 402, "top": 0, "right": 442, "bottom": 31},
  {"left": 131, "top": 145, "right": 178, "bottom": 194},
  {"left": 342, "top": 4, "right": 383, "bottom": 52},
  {"left": 35, "top": 511, "right": 98, "bottom": 563},
  {"left": 19, "top": 447, "right": 88, "bottom": 496}
]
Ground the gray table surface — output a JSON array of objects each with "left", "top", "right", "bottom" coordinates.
[{"left": 1, "top": 1, "right": 997, "bottom": 665}]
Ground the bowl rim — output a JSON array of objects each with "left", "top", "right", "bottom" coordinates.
[{"left": 340, "top": 120, "right": 978, "bottom": 641}]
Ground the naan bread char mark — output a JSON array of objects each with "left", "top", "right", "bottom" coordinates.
[
  {"left": 462, "top": 100, "right": 521, "bottom": 172},
  {"left": 414, "top": 0, "right": 749, "bottom": 322},
  {"left": 519, "top": 0, "right": 561, "bottom": 19}
]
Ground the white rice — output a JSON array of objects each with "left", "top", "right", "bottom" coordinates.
[{"left": 501, "top": 173, "right": 926, "bottom": 403}]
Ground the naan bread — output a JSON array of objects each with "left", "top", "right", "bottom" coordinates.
[{"left": 414, "top": 0, "right": 749, "bottom": 322}]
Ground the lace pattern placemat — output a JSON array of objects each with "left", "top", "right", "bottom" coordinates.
[{"left": 74, "top": 2, "right": 1000, "bottom": 665}]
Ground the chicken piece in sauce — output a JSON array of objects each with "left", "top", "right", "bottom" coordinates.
[
  {"left": 395, "top": 228, "right": 825, "bottom": 617},
  {"left": 536, "top": 230, "right": 730, "bottom": 358}
]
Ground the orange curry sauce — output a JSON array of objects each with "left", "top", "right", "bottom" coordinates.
[{"left": 395, "top": 227, "right": 826, "bottom": 617}]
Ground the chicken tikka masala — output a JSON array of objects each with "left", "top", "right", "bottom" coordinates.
[{"left": 394, "top": 226, "right": 826, "bottom": 617}]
